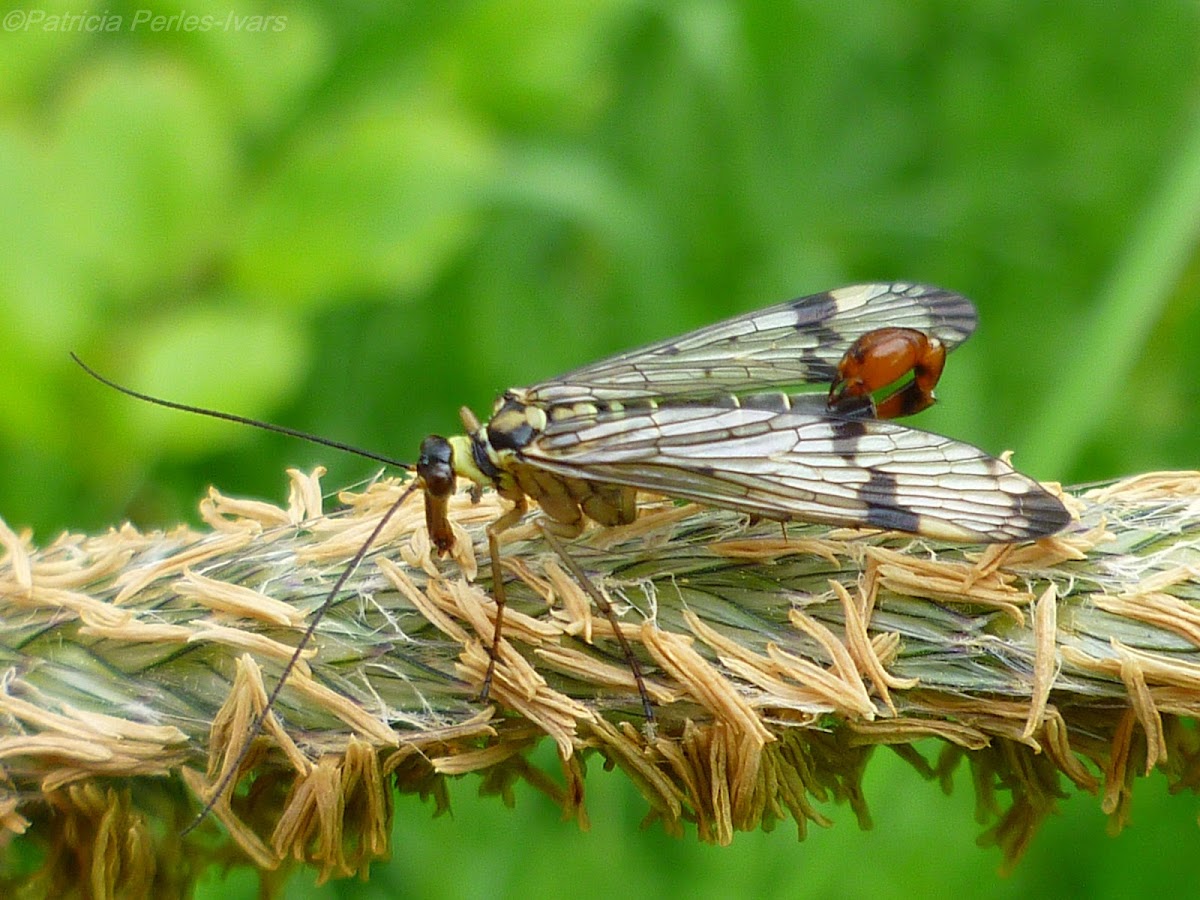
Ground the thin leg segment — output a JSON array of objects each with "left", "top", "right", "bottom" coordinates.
[{"left": 539, "top": 526, "right": 656, "bottom": 732}]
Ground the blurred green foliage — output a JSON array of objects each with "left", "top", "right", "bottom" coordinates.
[{"left": 2, "top": 0, "right": 1200, "bottom": 897}]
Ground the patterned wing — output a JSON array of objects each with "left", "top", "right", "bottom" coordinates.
[
  {"left": 522, "top": 283, "right": 977, "bottom": 405},
  {"left": 521, "top": 396, "right": 1069, "bottom": 542}
]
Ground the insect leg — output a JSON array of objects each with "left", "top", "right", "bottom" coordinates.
[
  {"left": 182, "top": 479, "right": 418, "bottom": 835},
  {"left": 539, "top": 525, "right": 656, "bottom": 734},
  {"left": 477, "top": 497, "right": 527, "bottom": 702}
]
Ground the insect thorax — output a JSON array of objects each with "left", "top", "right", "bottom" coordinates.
[
  {"left": 443, "top": 391, "right": 640, "bottom": 530},
  {"left": 440, "top": 392, "right": 544, "bottom": 498}
]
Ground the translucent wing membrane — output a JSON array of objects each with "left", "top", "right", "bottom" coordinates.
[
  {"left": 78, "top": 279, "right": 1052, "bottom": 833},
  {"left": 524, "top": 396, "right": 1069, "bottom": 542},
  {"left": 523, "top": 283, "right": 977, "bottom": 405}
]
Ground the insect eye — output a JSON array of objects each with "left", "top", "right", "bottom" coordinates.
[{"left": 417, "top": 435, "right": 456, "bottom": 498}]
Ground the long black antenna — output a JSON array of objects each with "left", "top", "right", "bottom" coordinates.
[
  {"left": 71, "top": 351, "right": 420, "bottom": 833},
  {"left": 181, "top": 482, "right": 418, "bottom": 834},
  {"left": 70, "top": 353, "right": 410, "bottom": 470}
]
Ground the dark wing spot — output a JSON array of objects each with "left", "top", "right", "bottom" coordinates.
[
  {"left": 799, "top": 347, "right": 837, "bottom": 381},
  {"left": 1010, "top": 485, "right": 1073, "bottom": 538},
  {"left": 861, "top": 470, "right": 920, "bottom": 533},
  {"left": 826, "top": 394, "right": 875, "bottom": 419},
  {"left": 825, "top": 415, "right": 870, "bottom": 463},
  {"left": 790, "top": 292, "right": 839, "bottom": 328}
]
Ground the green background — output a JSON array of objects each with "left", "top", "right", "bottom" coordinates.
[{"left": 3, "top": 1, "right": 1200, "bottom": 897}]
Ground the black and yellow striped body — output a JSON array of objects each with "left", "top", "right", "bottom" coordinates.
[
  {"left": 422, "top": 394, "right": 641, "bottom": 549},
  {"left": 415, "top": 283, "right": 1070, "bottom": 556}
]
